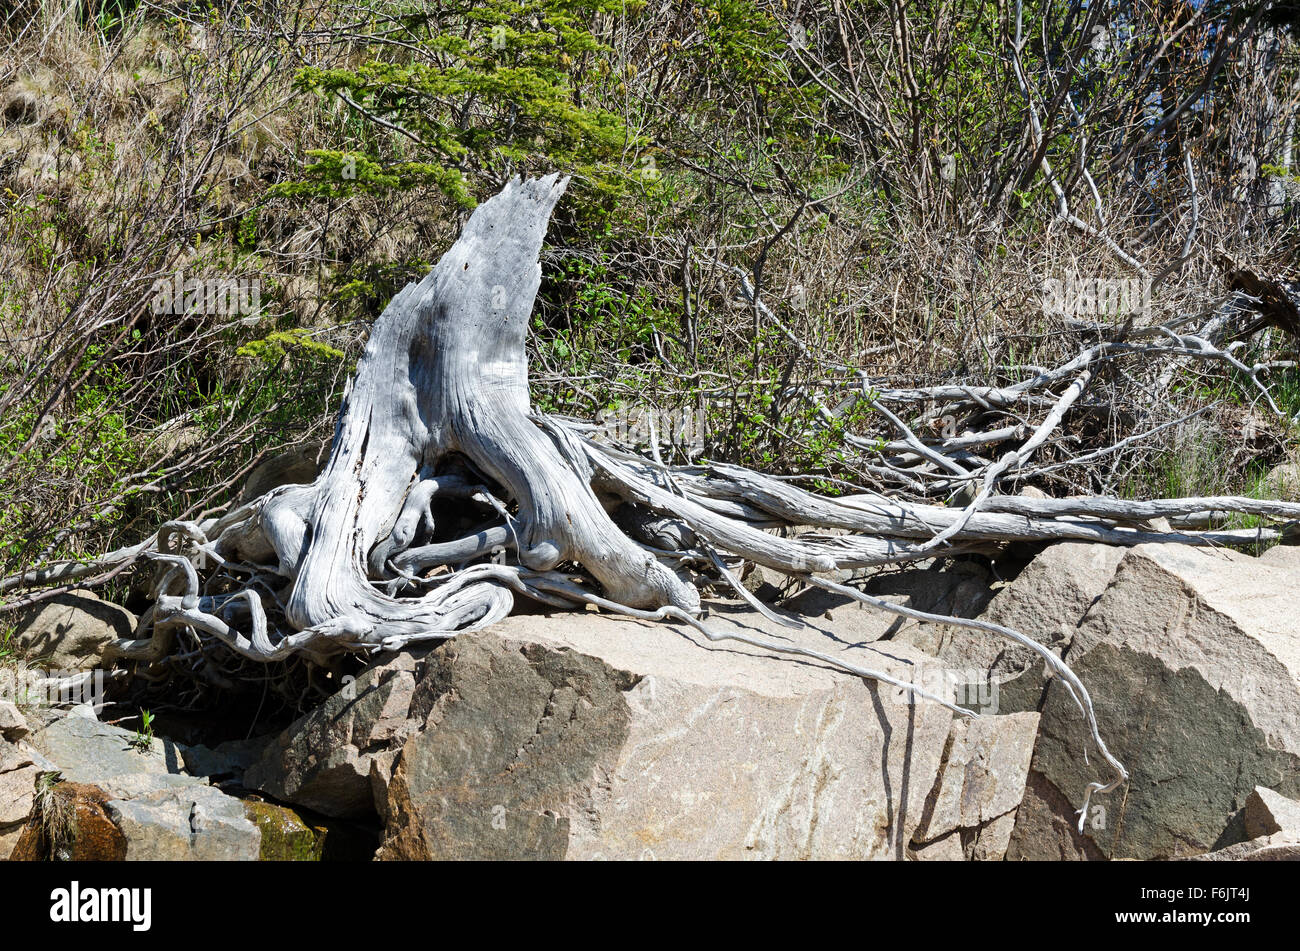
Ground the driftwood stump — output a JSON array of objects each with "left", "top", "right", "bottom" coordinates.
[{"left": 244, "top": 174, "right": 696, "bottom": 653}]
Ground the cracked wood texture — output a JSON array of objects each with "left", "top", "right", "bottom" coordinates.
[{"left": 239, "top": 174, "right": 695, "bottom": 654}]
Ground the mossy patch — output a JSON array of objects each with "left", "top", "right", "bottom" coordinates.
[{"left": 242, "top": 800, "right": 325, "bottom": 861}]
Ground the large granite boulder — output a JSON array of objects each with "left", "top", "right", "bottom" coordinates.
[
  {"left": 909, "top": 711, "right": 1040, "bottom": 861},
  {"left": 893, "top": 542, "right": 1124, "bottom": 716},
  {"left": 241, "top": 599, "right": 991, "bottom": 859},
  {"left": 1008, "top": 543, "right": 1300, "bottom": 860},
  {"left": 372, "top": 605, "right": 963, "bottom": 860}
]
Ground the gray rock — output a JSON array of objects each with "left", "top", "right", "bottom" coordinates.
[
  {"left": 0, "top": 739, "right": 56, "bottom": 859},
  {"left": 242, "top": 654, "right": 419, "bottom": 818},
  {"left": 913, "top": 711, "right": 1039, "bottom": 846},
  {"left": 740, "top": 564, "right": 794, "bottom": 603},
  {"left": 1182, "top": 834, "right": 1300, "bottom": 861},
  {"left": 27, "top": 713, "right": 196, "bottom": 799},
  {"left": 9, "top": 592, "right": 136, "bottom": 670},
  {"left": 179, "top": 736, "right": 270, "bottom": 781},
  {"left": 0, "top": 822, "right": 23, "bottom": 860},
  {"left": 911, "top": 810, "right": 1020, "bottom": 861},
  {"left": 1009, "top": 543, "right": 1300, "bottom": 860},
  {"left": 13, "top": 713, "right": 260, "bottom": 861},
  {"left": 0, "top": 701, "right": 28, "bottom": 741},
  {"left": 983, "top": 543, "right": 1123, "bottom": 651},
  {"left": 375, "top": 602, "right": 956, "bottom": 860},
  {"left": 966, "top": 810, "right": 1020, "bottom": 860},
  {"left": 782, "top": 560, "right": 994, "bottom": 646},
  {"left": 910, "top": 830, "right": 966, "bottom": 860},
  {"left": 239, "top": 442, "right": 326, "bottom": 503},
  {"left": 1244, "top": 786, "right": 1300, "bottom": 840},
  {"left": 106, "top": 786, "right": 260, "bottom": 861},
  {"left": 894, "top": 542, "right": 1123, "bottom": 715},
  {"left": 1262, "top": 460, "right": 1300, "bottom": 502},
  {"left": 1005, "top": 771, "right": 1105, "bottom": 861},
  {"left": 155, "top": 423, "right": 204, "bottom": 457},
  {"left": 1, "top": 743, "right": 41, "bottom": 824}
]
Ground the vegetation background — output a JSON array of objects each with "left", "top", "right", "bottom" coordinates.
[{"left": 1, "top": 0, "right": 1297, "bottom": 589}]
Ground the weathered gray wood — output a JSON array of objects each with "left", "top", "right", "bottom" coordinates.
[{"left": 168, "top": 175, "right": 697, "bottom": 659}]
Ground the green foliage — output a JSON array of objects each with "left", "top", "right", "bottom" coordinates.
[
  {"left": 131, "top": 709, "right": 155, "bottom": 752},
  {"left": 83, "top": 0, "right": 143, "bottom": 35},
  {"left": 236, "top": 208, "right": 259, "bottom": 251},
  {"left": 276, "top": 0, "right": 643, "bottom": 211},
  {"left": 237, "top": 328, "right": 346, "bottom": 366},
  {"left": 545, "top": 255, "right": 674, "bottom": 360}
]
